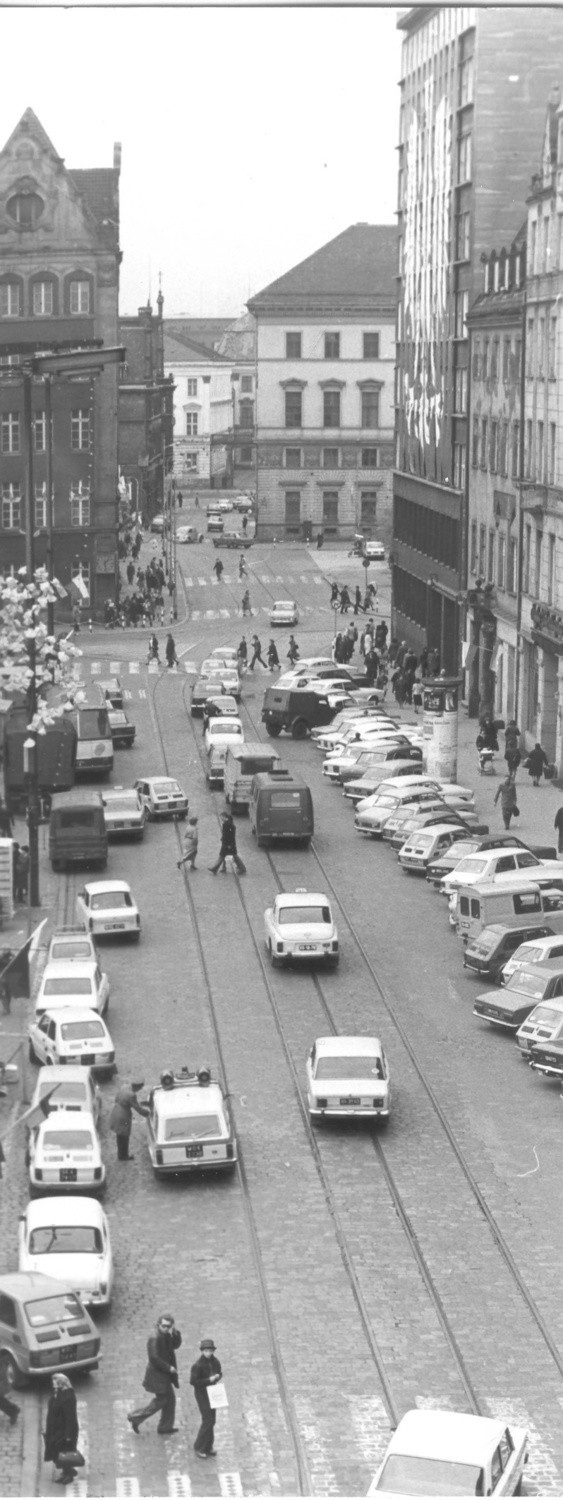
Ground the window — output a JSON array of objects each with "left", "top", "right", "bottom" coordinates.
[
  {"left": 322, "top": 491, "right": 338, "bottom": 533},
  {"left": 286, "top": 332, "right": 301, "bottom": 359},
  {"left": 453, "top": 443, "right": 466, "bottom": 489},
  {"left": 549, "top": 316, "right": 556, "bottom": 379},
  {"left": 454, "top": 291, "right": 468, "bottom": 338},
  {"left": 490, "top": 420, "right": 499, "bottom": 473},
  {"left": 526, "top": 318, "right": 534, "bottom": 377},
  {"left": 470, "top": 520, "right": 478, "bottom": 573},
  {"left": 525, "top": 419, "right": 533, "bottom": 479},
  {"left": 479, "top": 524, "right": 486, "bottom": 576},
  {"left": 322, "top": 447, "right": 339, "bottom": 468},
  {"left": 491, "top": 339, "right": 500, "bottom": 380},
  {"left": 1, "top": 483, "right": 20, "bottom": 529},
  {"left": 457, "top": 132, "right": 472, "bottom": 182},
  {"left": 499, "top": 420, "right": 509, "bottom": 477},
  {"left": 70, "top": 487, "right": 90, "bottom": 527},
  {"left": 512, "top": 420, "right": 520, "bottom": 478},
  {"left": 0, "top": 1295, "right": 17, "bottom": 1328},
  {"left": 1, "top": 411, "right": 20, "bottom": 453},
  {"left": 324, "top": 332, "right": 340, "bottom": 359},
  {"left": 285, "top": 389, "right": 302, "bottom": 428},
  {"left": 240, "top": 375, "right": 253, "bottom": 393},
  {"left": 185, "top": 412, "right": 198, "bottom": 436},
  {"left": 549, "top": 422, "right": 556, "bottom": 486},
  {"left": 455, "top": 210, "right": 470, "bottom": 260},
  {"left": 240, "top": 445, "right": 253, "bottom": 465},
  {"left": 285, "top": 448, "right": 301, "bottom": 469},
  {"left": 534, "top": 528, "right": 542, "bottom": 597},
  {"left": 482, "top": 338, "right": 489, "bottom": 379},
  {"left": 34, "top": 411, "right": 46, "bottom": 452},
  {"left": 239, "top": 400, "right": 254, "bottom": 430},
  {"left": 32, "top": 280, "right": 53, "bottom": 316},
  {"left": 502, "top": 337, "right": 511, "bottom": 381},
  {"left": 35, "top": 483, "right": 47, "bottom": 529},
  {"left": 71, "top": 409, "right": 90, "bottom": 450},
  {"left": 459, "top": 53, "right": 474, "bottom": 105},
  {"left": 480, "top": 417, "right": 488, "bottom": 469},
  {"left": 6, "top": 191, "right": 43, "bottom": 228},
  {"left": 497, "top": 531, "right": 506, "bottom": 590},
  {"left": 514, "top": 339, "right": 522, "bottom": 380},
  {"left": 453, "top": 367, "right": 467, "bottom": 413},
  {"left": 70, "top": 280, "right": 90, "bottom": 314},
  {"left": 185, "top": 452, "right": 198, "bottom": 471},
  {"left": 361, "top": 388, "right": 380, "bottom": 427},
  {"left": 548, "top": 533, "right": 556, "bottom": 605},
  {"left": 530, "top": 220, "right": 537, "bottom": 275},
  {"left": 538, "top": 317, "right": 545, "bottom": 378},
  {"left": 361, "top": 447, "right": 378, "bottom": 467},
  {"left": 472, "top": 339, "right": 480, "bottom": 379},
  {"left": 537, "top": 420, "right": 544, "bottom": 481},
  {"left": 523, "top": 522, "right": 531, "bottom": 593},
  {"left": 507, "top": 536, "right": 517, "bottom": 593},
  {"left": 363, "top": 332, "right": 380, "bottom": 359},
  {"left": 361, "top": 493, "right": 377, "bottom": 528},
  {"left": 187, "top": 379, "right": 198, "bottom": 397},
  {"left": 471, "top": 415, "right": 479, "bottom": 468},
  {"left": 488, "top": 529, "right": 496, "bottom": 582},
  {"left": 323, "top": 390, "right": 340, "bottom": 428}
]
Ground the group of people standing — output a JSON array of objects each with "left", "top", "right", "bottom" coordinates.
[{"left": 330, "top": 581, "right": 378, "bottom": 616}]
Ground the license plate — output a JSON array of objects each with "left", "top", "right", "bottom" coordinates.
[
  {"left": 340, "top": 1096, "right": 361, "bottom": 1105},
  {"left": 113, "top": 822, "right": 124, "bottom": 829},
  {"left": 485, "top": 1008, "right": 501, "bottom": 1019},
  {"left": 298, "top": 944, "right": 317, "bottom": 952},
  {"left": 58, "top": 1345, "right": 78, "bottom": 1363},
  {"left": 60, "top": 1168, "right": 77, "bottom": 1182},
  {"left": 185, "top": 1143, "right": 203, "bottom": 1158},
  {"left": 105, "top": 922, "right": 125, "bottom": 930},
  {"left": 81, "top": 1054, "right": 95, "bottom": 1065}
]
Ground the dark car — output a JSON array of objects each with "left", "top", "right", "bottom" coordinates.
[
  {"left": 473, "top": 959, "right": 563, "bottom": 1029},
  {"left": 191, "top": 677, "right": 217, "bottom": 716},
  {"left": 212, "top": 532, "right": 253, "bottom": 549},
  {"left": 529, "top": 1036, "right": 563, "bottom": 1078},
  {"left": 262, "top": 687, "right": 340, "bottom": 739},
  {"left": 107, "top": 708, "right": 136, "bottom": 748},
  {"left": 463, "top": 922, "right": 555, "bottom": 984}
]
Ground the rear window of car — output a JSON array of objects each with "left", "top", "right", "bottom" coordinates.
[
  {"left": 164, "top": 1113, "right": 222, "bottom": 1140},
  {"left": 42, "top": 1129, "right": 94, "bottom": 1150},
  {"left": 50, "top": 941, "right": 92, "bottom": 961},
  {"left": 527, "top": 1004, "right": 563, "bottom": 1026},
  {"left": 60, "top": 1020, "right": 105, "bottom": 1040},
  {"left": 25, "top": 1292, "right": 84, "bottom": 1326},
  {"left": 315, "top": 1056, "right": 383, "bottom": 1080},
  {"left": 91, "top": 892, "right": 131, "bottom": 909},
  {"left": 30, "top": 1225, "right": 102, "bottom": 1255},
  {"left": 44, "top": 977, "right": 92, "bottom": 995},
  {"left": 278, "top": 906, "right": 330, "bottom": 925},
  {"left": 271, "top": 791, "right": 302, "bottom": 807},
  {"left": 37, "top": 1080, "right": 88, "bottom": 1104}
]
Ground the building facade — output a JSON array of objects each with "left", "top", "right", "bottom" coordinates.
[
  {"left": 164, "top": 325, "right": 232, "bottom": 488},
  {"left": 0, "top": 108, "right": 121, "bottom": 613},
  {"left": 119, "top": 293, "right": 175, "bottom": 523},
  {"left": 247, "top": 225, "right": 396, "bottom": 542},
  {"left": 393, "top": 6, "right": 563, "bottom": 674}
]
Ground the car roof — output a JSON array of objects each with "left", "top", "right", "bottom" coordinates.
[
  {"left": 24, "top": 1196, "right": 105, "bottom": 1227},
  {"left": 41, "top": 960, "right": 98, "bottom": 979},
  {"left": 40, "top": 1008, "right": 108, "bottom": 1026},
  {"left": 84, "top": 880, "right": 132, "bottom": 894},
  {"left": 315, "top": 1035, "right": 382, "bottom": 1057},
  {"left": 406, "top": 823, "right": 459, "bottom": 837},
  {"left": 38, "top": 1109, "right": 96, "bottom": 1131},
  {"left": 385, "top": 1409, "right": 517, "bottom": 1464},
  {"left": 154, "top": 1083, "right": 225, "bottom": 1115},
  {"left": 34, "top": 1065, "right": 95, "bottom": 1086},
  {"left": 275, "top": 891, "right": 329, "bottom": 907},
  {"left": 0, "top": 1271, "right": 80, "bottom": 1297},
  {"left": 519, "top": 957, "right": 563, "bottom": 974},
  {"left": 103, "top": 787, "right": 139, "bottom": 800}
]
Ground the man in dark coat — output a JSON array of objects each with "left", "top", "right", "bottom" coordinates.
[
  {"left": 0, "top": 797, "right": 14, "bottom": 838},
  {"left": 128, "top": 1314, "right": 182, "bottom": 1435},
  {"left": 44, "top": 1374, "right": 79, "bottom": 1483},
  {"left": 0, "top": 1355, "right": 19, "bottom": 1425},
  {"left": 209, "top": 813, "right": 246, "bottom": 875},
  {"left": 190, "top": 1338, "right": 222, "bottom": 1458},
  {"left": 109, "top": 1080, "right": 148, "bottom": 1160}
]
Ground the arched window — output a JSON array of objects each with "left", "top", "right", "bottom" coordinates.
[
  {"left": 0, "top": 274, "right": 23, "bottom": 318},
  {"left": 6, "top": 191, "right": 44, "bottom": 229},
  {"left": 29, "top": 272, "right": 59, "bottom": 318}
]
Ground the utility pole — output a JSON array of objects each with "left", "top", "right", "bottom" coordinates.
[{"left": 45, "top": 375, "right": 54, "bottom": 636}]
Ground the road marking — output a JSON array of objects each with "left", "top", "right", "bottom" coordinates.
[
  {"left": 138, "top": 688, "right": 147, "bottom": 698},
  {"left": 191, "top": 610, "right": 201, "bottom": 619},
  {"left": 167, "top": 1473, "right": 192, "bottom": 1497},
  {"left": 205, "top": 609, "right": 216, "bottom": 618},
  {"left": 294, "top": 1397, "right": 339, "bottom": 1495},
  {"left": 260, "top": 574, "right": 270, "bottom": 582},
  {"left": 129, "top": 661, "right": 140, "bottom": 674},
  {"left": 91, "top": 662, "right": 101, "bottom": 674},
  {"left": 116, "top": 1482, "right": 140, "bottom": 1498},
  {"left": 275, "top": 575, "right": 284, "bottom": 582},
  {"left": 218, "top": 1476, "right": 243, "bottom": 1496},
  {"left": 148, "top": 661, "right": 160, "bottom": 673},
  {"left": 220, "top": 609, "right": 230, "bottom": 618},
  {"left": 197, "top": 577, "right": 207, "bottom": 586},
  {"left": 123, "top": 689, "right": 133, "bottom": 699}
]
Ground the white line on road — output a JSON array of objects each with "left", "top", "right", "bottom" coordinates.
[
  {"left": 116, "top": 1482, "right": 141, "bottom": 1498},
  {"left": 218, "top": 1475, "right": 243, "bottom": 1496},
  {"left": 293, "top": 1398, "right": 339, "bottom": 1495},
  {"left": 167, "top": 1472, "right": 192, "bottom": 1497},
  {"left": 91, "top": 662, "right": 101, "bottom": 674},
  {"left": 129, "top": 661, "right": 140, "bottom": 673}
]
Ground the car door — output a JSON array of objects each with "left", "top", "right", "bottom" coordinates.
[
  {"left": 95, "top": 964, "right": 108, "bottom": 1014},
  {"left": 494, "top": 854, "right": 517, "bottom": 875},
  {"left": 34, "top": 1013, "right": 52, "bottom": 1063}
]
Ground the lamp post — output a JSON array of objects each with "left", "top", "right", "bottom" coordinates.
[
  {"left": 230, "top": 373, "right": 240, "bottom": 488},
  {"left": 23, "top": 735, "right": 40, "bottom": 911}
]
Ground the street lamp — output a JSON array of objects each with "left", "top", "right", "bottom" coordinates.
[
  {"left": 230, "top": 373, "right": 240, "bottom": 488},
  {"left": 23, "top": 735, "right": 39, "bottom": 910}
]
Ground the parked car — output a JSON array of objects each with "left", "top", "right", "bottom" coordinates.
[
  {"left": 27, "top": 1111, "right": 106, "bottom": 1196},
  {"left": 363, "top": 539, "right": 385, "bottom": 561},
  {"left": 264, "top": 890, "right": 339, "bottom": 968},
  {"left": 306, "top": 1036, "right": 389, "bottom": 1122},
  {"left": 473, "top": 959, "right": 563, "bottom": 1029},
  {"left": 500, "top": 931, "right": 563, "bottom": 984},
  {"left": 134, "top": 776, "right": 188, "bottom": 819},
  {"left": 18, "top": 1197, "right": 114, "bottom": 1309},
  {"left": 146, "top": 1065, "right": 237, "bottom": 1176},
  {"left": 107, "top": 708, "right": 136, "bottom": 749},
  {"left": 463, "top": 923, "right": 556, "bottom": 984},
  {"left": 45, "top": 928, "right": 100, "bottom": 966},
  {"left": 368, "top": 1408, "right": 528, "bottom": 1498},
  {"left": 398, "top": 824, "right": 469, "bottom": 874},
  {"left": 28, "top": 1008, "right": 116, "bottom": 1075},
  {"left": 150, "top": 514, "right": 165, "bottom": 533},
  {"left": 270, "top": 600, "right": 299, "bottom": 627},
  {"left": 27, "top": 1066, "right": 102, "bottom": 1128},
  {"left": 34, "top": 961, "right": 110, "bottom": 1019},
  {"left": 76, "top": 880, "right": 141, "bottom": 941},
  {"left": 0, "top": 1272, "right": 100, "bottom": 1385},
  {"left": 206, "top": 747, "right": 228, "bottom": 789},
  {"left": 516, "top": 994, "right": 563, "bottom": 1059},
  {"left": 101, "top": 786, "right": 146, "bottom": 840},
  {"left": 204, "top": 718, "right": 244, "bottom": 754}
]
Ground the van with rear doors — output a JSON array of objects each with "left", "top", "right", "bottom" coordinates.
[
  {"left": 224, "top": 743, "right": 281, "bottom": 813},
  {"left": 250, "top": 770, "right": 313, "bottom": 847},
  {"left": 455, "top": 880, "right": 563, "bottom": 946},
  {"left": 49, "top": 789, "right": 108, "bottom": 873}
]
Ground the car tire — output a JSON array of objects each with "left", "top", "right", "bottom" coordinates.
[
  {"left": 1, "top": 1352, "right": 27, "bottom": 1390},
  {"left": 328, "top": 956, "right": 340, "bottom": 970},
  {"left": 266, "top": 724, "right": 281, "bottom": 737},
  {"left": 268, "top": 943, "right": 281, "bottom": 969},
  {"left": 130, "top": 931, "right": 141, "bottom": 943},
  {"left": 291, "top": 719, "right": 308, "bottom": 740},
  {"left": 28, "top": 1039, "right": 39, "bottom": 1064}
]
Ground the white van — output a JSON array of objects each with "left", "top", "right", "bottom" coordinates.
[
  {"left": 455, "top": 879, "right": 563, "bottom": 943},
  {"left": 224, "top": 743, "right": 280, "bottom": 812}
]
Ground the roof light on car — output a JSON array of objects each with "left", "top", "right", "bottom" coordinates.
[{"left": 197, "top": 1066, "right": 211, "bottom": 1087}]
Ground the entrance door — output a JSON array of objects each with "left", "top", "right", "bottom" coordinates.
[{"left": 285, "top": 491, "right": 301, "bottom": 537}]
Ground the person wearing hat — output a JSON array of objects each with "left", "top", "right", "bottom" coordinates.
[
  {"left": 44, "top": 1374, "right": 80, "bottom": 1484},
  {"left": 128, "top": 1314, "right": 182, "bottom": 1436},
  {"left": 190, "top": 1338, "right": 222, "bottom": 1458},
  {"left": 108, "top": 1080, "right": 149, "bottom": 1161}
]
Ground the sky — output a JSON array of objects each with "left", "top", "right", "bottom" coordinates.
[{"left": 0, "top": 5, "right": 401, "bottom": 319}]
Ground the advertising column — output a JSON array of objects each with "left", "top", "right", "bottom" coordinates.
[{"left": 422, "top": 677, "right": 462, "bottom": 783}]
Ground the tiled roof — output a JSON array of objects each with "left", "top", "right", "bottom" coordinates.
[
  {"left": 248, "top": 225, "right": 397, "bottom": 314},
  {"left": 69, "top": 169, "right": 119, "bottom": 242},
  {"left": 163, "top": 318, "right": 234, "bottom": 353},
  {"left": 163, "top": 331, "right": 230, "bottom": 364}
]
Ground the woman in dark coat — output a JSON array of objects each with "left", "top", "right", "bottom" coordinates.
[
  {"left": 525, "top": 742, "right": 549, "bottom": 787},
  {"left": 44, "top": 1374, "right": 80, "bottom": 1484}
]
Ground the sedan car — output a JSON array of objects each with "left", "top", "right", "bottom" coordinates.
[
  {"left": 46, "top": 929, "right": 100, "bottom": 966},
  {"left": 500, "top": 931, "right": 563, "bottom": 985},
  {"left": 202, "top": 694, "right": 239, "bottom": 731},
  {"left": 473, "top": 959, "right": 563, "bottom": 1029},
  {"left": 176, "top": 525, "right": 200, "bottom": 544},
  {"left": 29, "top": 1008, "right": 116, "bottom": 1075},
  {"left": 213, "top": 531, "right": 252, "bottom": 549},
  {"left": 264, "top": 890, "right": 339, "bottom": 968},
  {"left": 204, "top": 717, "right": 244, "bottom": 754},
  {"left": 101, "top": 787, "right": 146, "bottom": 840},
  {"left": 18, "top": 1197, "right": 114, "bottom": 1309},
  {"left": 107, "top": 708, "right": 136, "bottom": 749},
  {"left": 28, "top": 1066, "right": 102, "bottom": 1128},
  {"left": 76, "top": 880, "right": 141, "bottom": 941},
  {"left": 35, "top": 961, "right": 110, "bottom": 1018},
  {"left": 134, "top": 776, "right": 188, "bottom": 819},
  {"left": 368, "top": 1408, "right": 528, "bottom": 1499},
  {"left": 363, "top": 539, "right": 385, "bottom": 561},
  {"left": 306, "top": 1036, "right": 389, "bottom": 1122},
  {"left": 270, "top": 600, "right": 299, "bottom": 627},
  {"left": 28, "top": 1110, "right": 106, "bottom": 1195}
]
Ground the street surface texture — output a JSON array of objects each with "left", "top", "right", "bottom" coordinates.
[{"left": 2, "top": 529, "right": 563, "bottom": 1498}]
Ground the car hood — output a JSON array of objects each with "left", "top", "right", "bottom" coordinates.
[{"left": 22, "top": 1251, "right": 107, "bottom": 1287}]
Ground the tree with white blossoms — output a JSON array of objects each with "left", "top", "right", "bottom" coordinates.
[{"left": 0, "top": 567, "right": 84, "bottom": 732}]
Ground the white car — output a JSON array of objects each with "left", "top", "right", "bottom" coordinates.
[
  {"left": 28, "top": 1111, "right": 106, "bottom": 1196},
  {"left": 307, "top": 1035, "right": 390, "bottom": 1122},
  {"left": 46, "top": 929, "right": 100, "bottom": 966},
  {"left": 264, "top": 890, "right": 339, "bottom": 968},
  {"left": 363, "top": 539, "right": 385, "bottom": 561},
  {"left": 440, "top": 845, "right": 546, "bottom": 898},
  {"left": 211, "top": 646, "right": 239, "bottom": 663},
  {"left": 35, "top": 961, "right": 110, "bottom": 1018},
  {"left": 204, "top": 717, "right": 244, "bottom": 754},
  {"left": 501, "top": 932, "right": 563, "bottom": 985},
  {"left": 134, "top": 776, "right": 188, "bottom": 820},
  {"left": 176, "top": 525, "right": 199, "bottom": 544},
  {"left": 270, "top": 599, "right": 299, "bottom": 627},
  {"left": 76, "top": 880, "right": 141, "bottom": 941},
  {"left": 18, "top": 1197, "right": 114, "bottom": 1309},
  {"left": 368, "top": 1408, "right": 528, "bottom": 1498},
  {"left": 356, "top": 776, "right": 475, "bottom": 817},
  {"left": 29, "top": 1008, "right": 116, "bottom": 1075},
  {"left": 101, "top": 787, "right": 146, "bottom": 840},
  {"left": 28, "top": 1066, "right": 102, "bottom": 1128}
]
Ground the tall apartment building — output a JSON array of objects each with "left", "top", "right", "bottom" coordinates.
[
  {"left": 119, "top": 293, "right": 175, "bottom": 522},
  {"left": 247, "top": 226, "right": 396, "bottom": 542},
  {"left": 393, "top": 6, "right": 563, "bottom": 675},
  {"left": 0, "top": 108, "right": 121, "bottom": 613}
]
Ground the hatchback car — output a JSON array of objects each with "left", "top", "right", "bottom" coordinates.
[
  {"left": 28, "top": 1110, "right": 106, "bottom": 1195},
  {"left": 473, "top": 959, "right": 563, "bottom": 1029},
  {"left": 206, "top": 747, "right": 228, "bottom": 789},
  {"left": 46, "top": 929, "right": 100, "bottom": 966},
  {"left": 463, "top": 924, "right": 555, "bottom": 985},
  {"left": 368, "top": 1408, "right": 528, "bottom": 1498},
  {"left": 28, "top": 1009, "right": 116, "bottom": 1075},
  {"left": 500, "top": 931, "right": 563, "bottom": 985},
  {"left": 28, "top": 1066, "right": 102, "bottom": 1128},
  {"left": 306, "top": 1036, "right": 389, "bottom": 1122},
  {"left": 399, "top": 824, "right": 469, "bottom": 874},
  {"left": 363, "top": 539, "right": 385, "bottom": 561},
  {"left": 35, "top": 961, "right": 110, "bottom": 1019},
  {"left": 0, "top": 1272, "right": 100, "bottom": 1385},
  {"left": 102, "top": 786, "right": 146, "bottom": 840},
  {"left": 146, "top": 1065, "right": 237, "bottom": 1176},
  {"left": 264, "top": 890, "right": 339, "bottom": 968},
  {"left": 134, "top": 776, "right": 188, "bottom": 820},
  {"left": 76, "top": 880, "right": 141, "bottom": 941},
  {"left": 204, "top": 718, "right": 244, "bottom": 754},
  {"left": 107, "top": 708, "right": 136, "bottom": 748},
  {"left": 18, "top": 1198, "right": 114, "bottom": 1309},
  {"left": 270, "top": 600, "right": 299, "bottom": 627},
  {"left": 516, "top": 995, "right": 563, "bottom": 1059}
]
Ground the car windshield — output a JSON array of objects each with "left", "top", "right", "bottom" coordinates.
[
  {"left": 153, "top": 781, "right": 181, "bottom": 796},
  {"left": 375, "top": 1455, "right": 483, "bottom": 1495},
  {"left": 527, "top": 1004, "right": 563, "bottom": 1026},
  {"left": 29, "top": 1225, "right": 103, "bottom": 1254},
  {"left": 60, "top": 1020, "right": 105, "bottom": 1040},
  {"left": 91, "top": 892, "right": 131, "bottom": 909},
  {"left": 42, "top": 1129, "right": 94, "bottom": 1149},
  {"left": 50, "top": 941, "right": 92, "bottom": 961},
  {"left": 315, "top": 1056, "right": 383, "bottom": 1080},
  {"left": 278, "top": 905, "right": 330, "bottom": 925},
  {"left": 37, "top": 1080, "right": 88, "bottom": 1104},
  {"left": 25, "top": 1292, "right": 84, "bottom": 1327},
  {"left": 43, "top": 977, "right": 93, "bottom": 996},
  {"left": 454, "top": 857, "right": 488, "bottom": 875},
  {"left": 164, "top": 1113, "right": 223, "bottom": 1140}
]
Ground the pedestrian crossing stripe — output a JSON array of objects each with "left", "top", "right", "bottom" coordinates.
[
  {"left": 168, "top": 1474, "right": 192, "bottom": 1497},
  {"left": 129, "top": 661, "right": 140, "bottom": 674},
  {"left": 219, "top": 1476, "right": 244, "bottom": 1496},
  {"left": 91, "top": 661, "right": 101, "bottom": 673},
  {"left": 115, "top": 1482, "right": 141, "bottom": 1497},
  {"left": 138, "top": 688, "right": 147, "bottom": 698}
]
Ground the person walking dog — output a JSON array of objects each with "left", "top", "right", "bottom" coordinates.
[
  {"left": 109, "top": 1081, "right": 148, "bottom": 1160},
  {"left": 128, "top": 1314, "right": 182, "bottom": 1436},
  {"left": 190, "top": 1338, "right": 223, "bottom": 1459}
]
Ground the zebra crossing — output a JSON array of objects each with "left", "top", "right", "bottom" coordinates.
[{"left": 184, "top": 574, "right": 326, "bottom": 589}]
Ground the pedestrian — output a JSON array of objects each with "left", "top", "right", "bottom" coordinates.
[
  {"left": 524, "top": 741, "right": 549, "bottom": 786},
  {"left": 126, "top": 561, "right": 135, "bottom": 587},
  {"left": 177, "top": 817, "right": 198, "bottom": 871},
  {"left": 165, "top": 633, "right": 178, "bottom": 668},
  {"left": 0, "top": 975, "right": 11, "bottom": 1016},
  {"left": 412, "top": 669, "right": 424, "bottom": 713},
  {"left": 14, "top": 845, "right": 29, "bottom": 903},
  {"left": 330, "top": 582, "right": 340, "bottom": 607},
  {"left": 242, "top": 515, "right": 248, "bottom": 534},
  {"left": 190, "top": 1338, "right": 223, "bottom": 1459},
  {"left": 241, "top": 590, "right": 252, "bottom": 617},
  {"left": 128, "top": 1314, "right": 182, "bottom": 1436},
  {"left": 362, "top": 626, "right": 374, "bottom": 659},
  {"left": 333, "top": 632, "right": 344, "bottom": 663},
  {"left": 213, "top": 558, "right": 224, "bottom": 582},
  {"left": 209, "top": 812, "right": 246, "bottom": 875},
  {"left": 108, "top": 1080, "right": 148, "bottom": 1161},
  {"left": 147, "top": 633, "right": 159, "bottom": 663},
  {"left": 504, "top": 720, "right": 521, "bottom": 778},
  {"left": 267, "top": 639, "right": 280, "bottom": 671},
  {"left": 44, "top": 1374, "right": 81, "bottom": 1484},
  {"left": 339, "top": 585, "right": 351, "bottom": 614},
  {"left": 395, "top": 640, "right": 407, "bottom": 669},
  {"left": 494, "top": 775, "right": 519, "bottom": 830},
  {"left": 238, "top": 554, "right": 247, "bottom": 579},
  {"left": 287, "top": 634, "right": 299, "bottom": 665},
  {"left": 195, "top": 493, "right": 199, "bottom": 508},
  {"left": 354, "top": 586, "right": 363, "bottom": 615},
  {"left": 555, "top": 805, "right": 563, "bottom": 856},
  {"left": 72, "top": 604, "right": 81, "bottom": 634},
  {"left": 237, "top": 636, "right": 248, "bottom": 672},
  {"left": 477, "top": 717, "right": 499, "bottom": 752},
  {"left": 0, "top": 1352, "right": 19, "bottom": 1425},
  {"left": 249, "top": 634, "right": 267, "bottom": 670},
  {"left": 177, "top": 491, "right": 183, "bottom": 510},
  {"left": 0, "top": 797, "right": 14, "bottom": 838}
]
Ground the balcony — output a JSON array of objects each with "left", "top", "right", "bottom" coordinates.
[{"left": 531, "top": 601, "right": 563, "bottom": 652}]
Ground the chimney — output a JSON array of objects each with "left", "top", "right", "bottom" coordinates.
[{"left": 113, "top": 142, "right": 122, "bottom": 174}]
